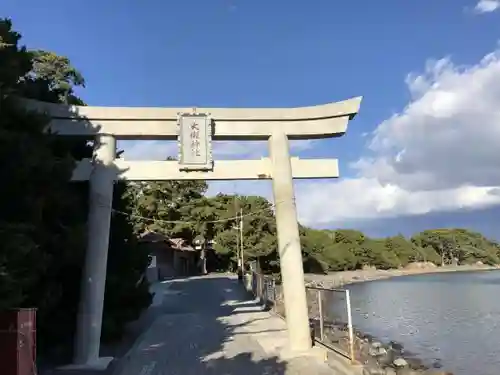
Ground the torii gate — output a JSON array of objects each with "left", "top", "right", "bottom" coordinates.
[{"left": 27, "top": 97, "right": 362, "bottom": 369}]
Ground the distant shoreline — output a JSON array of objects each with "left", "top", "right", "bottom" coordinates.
[{"left": 305, "top": 263, "right": 500, "bottom": 288}]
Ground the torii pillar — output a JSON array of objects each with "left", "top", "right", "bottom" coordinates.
[
  {"left": 269, "top": 130, "right": 311, "bottom": 349},
  {"left": 27, "top": 96, "right": 362, "bottom": 369},
  {"left": 75, "top": 134, "right": 116, "bottom": 366}
]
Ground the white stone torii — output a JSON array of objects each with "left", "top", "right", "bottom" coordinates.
[{"left": 27, "top": 96, "right": 362, "bottom": 370}]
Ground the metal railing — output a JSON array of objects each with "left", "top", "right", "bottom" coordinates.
[
  {"left": 243, "top": 271, "right": 281, "bottom": 312},
  {"left": 243, "top": 272, "right": 356, "bottom": 362},
  {"left": 306, "top": 286, "right": 355, "bottom": 361}
]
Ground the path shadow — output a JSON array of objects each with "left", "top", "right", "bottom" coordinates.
[{"left": 108, "top": 275, "right": 293, "bottom": 375}]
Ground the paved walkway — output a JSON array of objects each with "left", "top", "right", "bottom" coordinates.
[{"left": 112, "top": 274, "right": 334, "bottom": 375}]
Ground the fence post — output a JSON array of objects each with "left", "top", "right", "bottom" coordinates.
[
  {"left": 317, "top": 289, "right": 324, "bottom": 341},
  {"left": 272, "top": 279, "right": 276, "bottom": 300},
  {"left": 345, "top": 289, "right": 355, "bottom": 362},
  {"left": 271, "top": 279, "right": 276, "bottom": 312},
  {"left": 259, "top": 275, "right": 266, "bottom": 301},
  {"left": 257, "top": 274, "right": 262, "bottom": 301},
  {"left": 262, "top": 277, "right": 267, "bottom": 303}
]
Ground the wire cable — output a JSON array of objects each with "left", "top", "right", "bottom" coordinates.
[{"left": 103, "top": 198, "right": 289, "bottom": 225}]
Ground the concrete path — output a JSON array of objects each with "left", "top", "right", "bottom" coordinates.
[{"left": 113, "top": 274, "right": 334, "bottom": 375}]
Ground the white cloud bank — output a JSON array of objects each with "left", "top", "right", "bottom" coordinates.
[
  {"left": 121, "top": 139, "right": 314, "bottom": 161},
  {"left": 296, "top": 48, "right": 500, "bottom": 226},
  {"left": 121, "top": 47, "right": 500, "bottom": 227},
  {"left": 474, "top": 0, "right": 500, "bottom": 13}
]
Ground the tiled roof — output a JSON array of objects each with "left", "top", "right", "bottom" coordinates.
[{"left": 139, "top": 231, "right": 195, "bottom": 251}]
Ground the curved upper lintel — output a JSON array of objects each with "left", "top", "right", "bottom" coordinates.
[
  {"left": 22, "top": 96, "right": 362, "bottom": 139},
  {"left": 23, "top": 96, "right": 362, "bottom": 121}
]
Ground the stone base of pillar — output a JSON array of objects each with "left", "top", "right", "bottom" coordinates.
[
  {"left": 279, "top": 346, "right": 327, "bottom": 362},
  {"left": 57, "top": 356, "right": 114, "bottom": 371}
]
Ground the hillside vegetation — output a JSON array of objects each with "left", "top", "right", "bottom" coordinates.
[
  {"left": 131, "top": 178, "right": 500, "bottom": 273},
  {"left": 301, "top": 227, "right": 500, "bottom": 274}
]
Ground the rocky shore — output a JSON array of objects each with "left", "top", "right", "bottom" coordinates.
[
  {"left": 310, "top": 316, "right": 450, "bottom": 375},
  {"left": 272, "top": 291, "right": 450, "bottom": 375},
  {"left": 266, "top": 264, "right": 498, "bottom": 374},
  {"left": 304, "top": 262, "right": 499, "bottom": 289},
  {"left": 300, "top": 263, "right": 499, "bottom": 375}
]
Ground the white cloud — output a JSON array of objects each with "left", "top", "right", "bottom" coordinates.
[
  {"left": 358, "top": 51, "right": 500, "bottom": 191},
  {"left": 474, "top": 0, "right": 500, "bottom": 13},
  {"left": 296, "top": 180, "right": 500, "bottom": 224},
  {"left": 120, "top": 139, "right": 314, "bottom": 160},
  {"left": 295, "top": 48, "right": 500, "bottom": 226}
]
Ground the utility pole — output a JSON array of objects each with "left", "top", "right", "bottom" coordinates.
[
  {"left": 240, "top": 208, "right": 244, "bottom": 274},
  {"left": 234, "top": 197, "right": 241, "bottom": 277}
]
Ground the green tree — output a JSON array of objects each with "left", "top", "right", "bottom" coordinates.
[
  {"left": 301, "top": 228, "right": 332, "bottom": 273},
  {"left": 412, "top": 229, "right": 500, "bottom": 266},
  {"left": 19, "top": 49, "right": 85, "bottom": 104},
  {"left": 321, "top": 242, "right": 358, "bottom": 271},
  {"left": 212, "top": 195, "right": 278, "bottom": 272},
  {"left": 334, "top": 229, "right": 366, "bottom": 245},
  {"left": 102, "top": 182, "right": 152, "bottom": 340},
  {"left": 0, "top": 18, "right": 90, "bottom": 355},
  {"left": 132, "top": 178, "right": 209, "bottom": 241},
  {"left": 385, "top": 234, "right": 427, "bottom": 266},
  {"left": 0, "top": 19, "right": 152, "bottom": 360},
  {"left": 359, "top": 238, "right": 400, "bottom": 269}
]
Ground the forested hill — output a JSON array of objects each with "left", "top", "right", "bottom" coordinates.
[
  {"left": 300, "top": 227, "right": 500, "bottom": 273},
  {"left": 129, "top": 180, "right": 500, "bottom": 273}
]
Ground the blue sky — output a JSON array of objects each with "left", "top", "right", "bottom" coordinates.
[{"left": 3, "top": 0, "right": 500, "bottom": 237}]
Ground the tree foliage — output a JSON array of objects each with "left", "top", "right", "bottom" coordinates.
[
  {"left": 131, "top": 176, "right": 500, "bottom": 275},
  {"left": 299, "top": 227, "right": 499, "bottom": 273},
  {"left": 103, "top": 182, "right": 152, "bottom": 340},
  {"left": 131, "top": 179, "right": 209, "bottom": 241},
  {"left": 132, "top": 188, "right": 280, "bottom": 271},
  {"left": 213, "top": 195, "right": 278, "bottom": 269},
  {"left": 0, "top": 18, "right": 151, "bottom": 360},
  {"left": 411, "top": 229, "right": 500, "bottom": 266}
]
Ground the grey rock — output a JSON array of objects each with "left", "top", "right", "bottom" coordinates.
[
  {"left": 369, "top": 347, "right": 388, "bottom": 357},
  {"left": 389, "top": 341, "right": 404, "bottom": 351},
  {"left": 397, "top": 369, "right": 422, "bottom": 375},
  {"left": 362, "top": 367, "right": 386, "bottom": 375},
  {"left": 431, "top": 359, "right": 443, "bottom": 369},
  {"left": 393, "top": 358, "right": 408, "bottom": 367}
]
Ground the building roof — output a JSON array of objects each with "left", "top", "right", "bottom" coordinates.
[{"left": 139, "top": 231, "right": 195, "bottom": 251}]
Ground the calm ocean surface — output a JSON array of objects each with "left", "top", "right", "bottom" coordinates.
[{"left": 341, "top": 270, "right": 500, "bottom": 375}]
